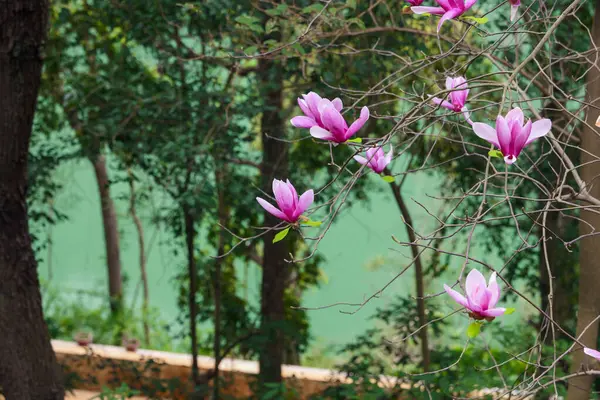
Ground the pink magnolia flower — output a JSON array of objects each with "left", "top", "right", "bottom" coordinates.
[
  {"left": 433, "top": 77, "right": 469, "bottom": 112},
  {"left": 473, "top": 107, "right": 552, "bottom": 165},
  {"left": 509, "top": 0, "right": 520, "bottom": 21},
  {"left": 584, "top": 347, "right": 600, "bottom": 360},
  {"left": 309, "top": 105, "right": 370, "bottom": 144},
  {"left": 354, "top": 145, "right": 393, "bottom": 174},
  {"left": 256, "top": 179, "right": 314, "bottom": 223},
  {"left": 290, "top": 92, "right": 343, "bottom": 130},
  {"left": 405, "top": 0, "right": 424, "bottom": 6},
  {"left": 444, "top": 269, "right": 506, "bottom": 321},
  {"left": 412, "top": 0, "right": 477, "bottom": 32}
]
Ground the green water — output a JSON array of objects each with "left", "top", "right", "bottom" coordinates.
[{"left": 38, "top": 155, "right": 517, "bottom": 359}]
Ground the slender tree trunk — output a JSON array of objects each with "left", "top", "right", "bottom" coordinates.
[
  {"left": 0, "top": 0, "right": 65, "bottom": 398},
  {"left": 128, "top": 170, "right": 150, "bottom": 347},
  {"left": 184, "top": 208, "right": 200, "bottom": 384},
  {"left": 91, "top": 154, "right": 124, "bottom": 315},
  {"left": 569, "top": 2, "right": 600, "bottom": 398},
  {"left": 258, "top": 57, "right": 289, "bottom": 392},
  {"left": 212, "top": 168, "right": 226, "bottom": 400},
  {"left": 389, "top": 181, "right": 431, "bottom": 371},
  {"left": 538, "top": 210, "right": 577, "bottom": 335}
]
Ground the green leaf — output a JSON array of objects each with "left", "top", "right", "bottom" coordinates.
[
  {"left": 265, "top": 19, "right": 278, "bottom": 34},
  {"left": 234, "top": 15, "right": 264, "bottom": 33},
  {"left": 292, "top": 42, "right": 306, "bottom": 55},
  {"left": 302, "top": 219, "right": 322, "bottom": 227},
  {"left": 467, "top": 322, "right": 482, "bottom": 338},
  {"left": 488, "top": 149, "right": 503, "bottom": 158},
  {"left": 273, "top": 227, "right": 290, "bottom": 243},
  {"left": 347, "top": 17, "right": 366, "bottom": 29},
  {"left": 244, "top": 46, "right": 258, "bottom": 54},
  {"left": 235, "top": 15, "right": 261, "bottom": 25},
  {"left": 504, "top": 307, "right": 516, "bottom": 315},
  {"left": 463, "top": 16, "right": 489, "bottom": 24},
  {"left": 265, "top": 3, "right": 288, "bottom": 16},
  {"left": 346, "top": 137, "right": 362, "bottom": 143},
  {"left": 414, "top": 12, "right": 431, "bottom": 17},
  {"left": 381, "top": 175, "right": 395, "bottom": 183},
  {"left": 302, "top": 4, "right": 324, "bottom": 13},
  {"left": 347, "top": 0, "right": 357, "bottom": 10},
  {"left": 264, "top": 39, "right": 278, "bottom": 48}
]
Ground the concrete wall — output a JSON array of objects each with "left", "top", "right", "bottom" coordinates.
[{"left": 54, "top": 340, "right": 357, "bottom": 399}]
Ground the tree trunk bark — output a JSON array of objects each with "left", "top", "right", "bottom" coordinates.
[
  {"left": 258, "top": 57, "right": 289, "bottom": 392},
  {"left": 91, "top": 154, "right": 123, "bottom": 315},
  {"left": 568, "top": 2, "right": 600, "bottom": 398},
  {"left": 212, "top": 168, "right": 226, "bottom": 400},
  {"left": 538, "top": 210, "right": 577, "bottom": 335},
  {"left": 389, "top": 181, "right": 431, "bottom": 371},
  {"left": 128, "top": 171, "right": 150, "bottom": 347},
  {"left": 184, "top": 208, "right": 200, "bottom": 384},
  {"left": 0, "top": 0, "right": 65, "bottom": 398}
]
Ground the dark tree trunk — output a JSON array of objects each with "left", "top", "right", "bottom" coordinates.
[
  {"left": 0, "top": 0, "right": 65, "bottom": 398},
  {"left": 389, "top": 181, "right": 431, "bottom": 371},
  {"left": 569, "top": 2, "right": 600, "bottom": 398},
  {"left": 128, "top": 171, "right": 150, "bottom": 347},
  {"left": 212, "top": 167, "right": 226, "bottom": 399},
  {"left": 91, "top": 154, "right": 123, "bottom": 314},
  {"left": 258, "top": 57, "right": 289, "bottom": 392},
  {"left": 184, "top": 208, "right": 200, "bottom": 384}
]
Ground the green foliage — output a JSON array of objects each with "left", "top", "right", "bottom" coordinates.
[
  {"left": 273, "top": 227, "right": 291, "bottom": 243},
  {"left": 42, "top": 280, "right": 180, "bottom": 352},
  {"left": 91, "top": 384, "right": 140, "bottom": 400},
  {"left": 466, "top": 321, "right": 482, "bottom": 338}
]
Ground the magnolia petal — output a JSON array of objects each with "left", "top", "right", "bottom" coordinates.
[
  {"left": 473, "top": 122, "right": 500, "bottom": 148},
  {"left": 505, "top": 107, "right": 524, "bottom": 126},
  {"left": 504, "top": 155, "right": 517, "bottom": 164},
  {"left": 481, "top": 308, "right": 506, "bottom": 317},
  {"left": 365, "top": 147, "right": 380, "bottom": 161},
  {"left": 354, "top": 155, "right": 368, "bottom": 166},
  {"left": 291, "top": 116, "right": 317, "bottom": 129},
  {"left": 320, "top": 104, "right": 348, "bottom": 136},
  {"left": 496, "top": 116, "right": 512, "bottom": 155},
  {"left": 437, "top": 8, "right": 461, "bottom": 32},
  {"left": 286, "top": 179, "right": 299, "bottom": 210},
  {"left": 584, "top": 347, "right": 600, "bottom": 361},
  {"left": 487, "top": 272, "right": 500, "bottom": 309},
  {"left": 466, "top": 295, "right": 483, "bottom": 313},
  {"left": 510, "top": 4, "right": 519, "bottom": 21},
  {"left": 256, "top": 197, "right": 289, "bottom": 221},
  {"left": 293, "top": 189, "right": 314, "bottom": 220},
  {"left": 432, "top": 97, "right": 454, "bottom": 111},
  {"left": 332, "top": 98, "right": 343, "bottom": 111},
  {"left": 385, "top": 146, "right": 393, "bottom": 165},
  {"left": 525, "top": 118, "right": 552, "bottom": 146},
  {"left": 310, "top": 126, "right": 336, "bottom": 141},
  {"left": 445, "top": 77, "right": 455, "bottom": 90},
  {"left": 273, "top": 179, "right": 295, "bottom": 214},
  {"left": 411, "top": 6, "right": 445, "bottom": 14},
  {"left": 298, "top": 98, "right": 312, "bottom": 118},
  {"left": 375, "top": 157, "right": 387, "bottom": 173},
  {"left": 444, "top": 284, "right": 469, "bottom": 308},
  {"left": 304, "top": 92, "right": 322, "bottom": 115},
  {"left": 466, "top": 269, "right": 487, "bottom": 298},
  {"left": 450, "top": 88, "right": 469, "bottom": 110},
  {"left": 461, "top": 107, "right": 474, "bottom": 125},
  {"left": 345, "top": 106, "right": 370, "bottom": 140},
  {"left": 513, "top": 119, "right": 532, "bottom": 157},
  {"left": 436, "top": 0, "right": 451, "bottom": 10}
]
